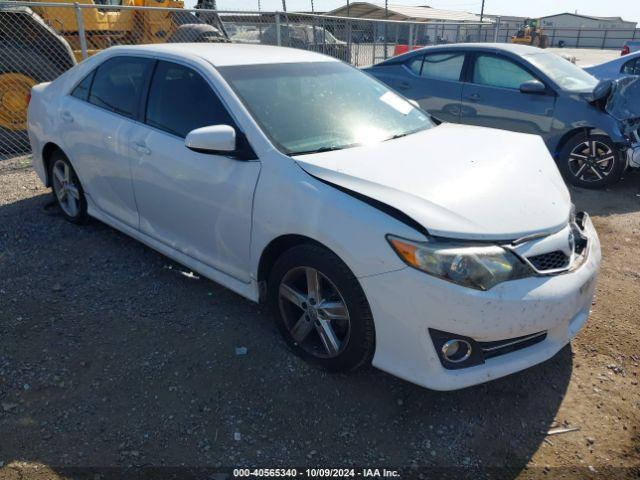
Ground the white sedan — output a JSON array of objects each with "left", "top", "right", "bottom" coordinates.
[
  {"left": 584, "top": 50, "right": 640, "bottom": 80},
  {"left": 28, "top": 44, "right": 601, "bottom": 391}
]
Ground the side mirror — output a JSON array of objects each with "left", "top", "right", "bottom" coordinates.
[
  {"left": 185, "top": 125, "right": 236, "bottom": 154},
  {"left": 519, "top": 80, "right": 547, "bottom": 94}
]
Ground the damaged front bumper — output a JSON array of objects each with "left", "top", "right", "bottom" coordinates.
[
  {"left": 599, "top": 76, "right": 640, "bottom": 168},
  {"left": 624, "top": 127, "right": 640, "bottom": 168}
]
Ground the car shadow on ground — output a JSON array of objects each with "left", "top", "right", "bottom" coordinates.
[
  {"left": 0, "top": 193, "right": 573, "bottom": 477},
  {"left": 570, "top": 169, "right": 640, "bottom": 216}
]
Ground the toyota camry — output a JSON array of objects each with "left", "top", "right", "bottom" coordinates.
[{"left": 27, "top": 44, "right": 600, "bottom": 390}]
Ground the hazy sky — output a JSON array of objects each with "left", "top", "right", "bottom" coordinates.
[{"left": 184, "top": 0, "right": 640, "bottom": 24}]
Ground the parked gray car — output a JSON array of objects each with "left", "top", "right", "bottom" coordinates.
[{"left": 366, "top": 43, "right": 640, "bottom": 189}]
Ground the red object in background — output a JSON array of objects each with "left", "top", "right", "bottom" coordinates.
[
  {"left": 621, "top": 45, "right": 630, "bottom": 56},
  {"left": 393, "top": 45, "right": 425, "bottom": 57}
]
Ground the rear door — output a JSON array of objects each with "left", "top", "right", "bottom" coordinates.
[
  {"left": 395, "top": 51, "right": 466, "bottom": 123},
  {"left": 459, "top": 53, "right": 556, "bottom": 135},
  {"left": 128, "top": 60, "right": 261, "bottom": 282},
  {"left": 59, "top": 56, "right": 154, "bottom": 227}
]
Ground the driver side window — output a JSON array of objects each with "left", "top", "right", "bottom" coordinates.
[
  {"left": 145, "top": 61, "right": 235, "bottom": 138},
  {"left": 473, "top": 54, "right": 536, "bottom": 90}
]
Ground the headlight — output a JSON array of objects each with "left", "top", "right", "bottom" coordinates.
[{"left": 387, "top": 235, "right": 534, "bottom": 290}]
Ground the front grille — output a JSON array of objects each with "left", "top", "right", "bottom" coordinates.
[
  {"left": 479, "top": 331, "right": 547, "bottom": 360},
  {"left": 527, "top": 250, "right": 570, "bottom": 271}
]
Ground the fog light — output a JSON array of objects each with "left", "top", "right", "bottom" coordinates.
[{"left": 441, "top": 339, "right": 472, "bottom": 363}]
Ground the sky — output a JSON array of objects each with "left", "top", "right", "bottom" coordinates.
[{"left": 184, "top": 0, "right": 640, "bottom": 24}]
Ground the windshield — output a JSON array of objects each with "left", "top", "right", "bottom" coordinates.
[
  {"left": 525, "top": 52, "right": 598, "bottom": 92},
  {"left": 217, "top": 62, "right": 432, "bottom": 155}
]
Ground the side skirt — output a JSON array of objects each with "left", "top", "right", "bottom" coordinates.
[{"left": 86, "top": 200, "right": 260, "bottom": 303}]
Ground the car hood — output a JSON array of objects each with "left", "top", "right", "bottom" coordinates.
[{"left": 293, "top": 123, "right": 571, "bottom": 241}]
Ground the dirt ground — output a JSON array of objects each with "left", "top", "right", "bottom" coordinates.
[{"left": 0, "top": 155, "right": 638, "bottom": 479}]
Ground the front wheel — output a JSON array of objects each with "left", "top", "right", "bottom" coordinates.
[
  {"left": 268, "top": 244, "right": 375, "bottom": 372},
  {"left": 558, "top": 134, "right": 625, "bottom": 189}
]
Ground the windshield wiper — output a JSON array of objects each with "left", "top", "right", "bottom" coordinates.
[{"left": 289, "top": 145, "right": 350, "bottom": 156}]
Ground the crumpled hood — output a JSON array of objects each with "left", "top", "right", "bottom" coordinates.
[
  {"left": 294, "top": 123, "right": 571, "bottom": 241},
  {"left": 586, "top": 76, "right": 640, "bottom": 122}
]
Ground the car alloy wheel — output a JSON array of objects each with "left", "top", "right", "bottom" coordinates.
[
  {"left": 51, "top": 158, "right": 82, "bottom": 218},
  {"left": 278, "top": 266, "right": 351, "bottom": 359},
  {"left": 568, "top": 139, "right": 616, "bottom": 183}
]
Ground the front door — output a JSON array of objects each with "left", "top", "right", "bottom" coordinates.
[
  {"left": 129, "top": 60, "right": 261, "bottom": 282},
  {"left": 459, "top": 53, "right": 556, "bottom": 135}
]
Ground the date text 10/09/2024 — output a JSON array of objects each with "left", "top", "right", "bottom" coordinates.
[{"left": 233, "top": 469, "right": 401, "bottom": 477}]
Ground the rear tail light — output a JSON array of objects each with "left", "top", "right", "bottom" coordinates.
[{"left": 621, "top": 45, "right": 630, "bottom": 56}]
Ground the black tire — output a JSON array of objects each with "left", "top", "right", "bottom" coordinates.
[
  {"left": 268, "top": 243, "right": 375, "bottom": 372},
  {"left": 558, "top": 133, "right": 625, "bottom": 189},
  {"left": 48, "top": 150, "right": 88, "bottom": 224}
]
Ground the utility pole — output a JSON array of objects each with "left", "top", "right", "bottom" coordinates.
[
  {"left": 346, "top": 0, "right": 350, "bottom": 16},
  {"left": 310, "top": 0, "right": 314, "bottom": 12},
  {"left": 479, "top": 0, "right": 485, "bottom": 22},
  {"left": 282, "top": 0, "right": 286, "bottom": 12}
]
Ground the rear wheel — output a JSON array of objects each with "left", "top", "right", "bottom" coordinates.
[
  {"left": 268, "top": 244, "right": 375, "bottom": 372},
  {"left": 559, "top": 133, "right": 625, "bottom": 189},
  {"left": 49, "top": 151, "right": 88, "bottom": 224}
]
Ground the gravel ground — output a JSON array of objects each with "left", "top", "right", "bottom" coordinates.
[{"left": 0, "top": 155, "right": 639, "bottom": 479}]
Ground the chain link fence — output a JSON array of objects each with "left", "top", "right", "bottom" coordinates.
[
  {"left": 1, "top": 1, "right": 639, "bottom": 156},
  {"left": 0, "top": 1, "right": 500, "bottom": 155}
]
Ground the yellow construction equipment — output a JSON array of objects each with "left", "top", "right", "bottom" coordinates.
[
  {"left": 0, "top": 0, "right": 228, "bottom": 151},
  {"left": 511, "top": 18, "right": 549, "bottom": 48}
]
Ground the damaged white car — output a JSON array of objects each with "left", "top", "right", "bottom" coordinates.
[{"left": 28, "top": 44, "right": 601, "bottom": 390}]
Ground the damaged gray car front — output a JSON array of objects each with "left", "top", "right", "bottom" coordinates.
[{"left": 594, "top": 76, "right": 640, "bottom": 169}]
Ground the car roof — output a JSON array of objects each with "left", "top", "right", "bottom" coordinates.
[
  {"left": 423, "top": 43, "right": 547, "bottom": 55},
  {"left": 383, "top": 42, "right": 549, "bottom": 64},
  {"left": 104, "top": 43, "right": 339, "bottom": 67}
]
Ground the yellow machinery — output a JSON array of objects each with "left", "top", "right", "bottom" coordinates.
[
  {"left": 511, "top": 18, "right": 549, "bottom": 48},
  {"left": 0, "top": 0, "right": 228, "bottom": 151}
]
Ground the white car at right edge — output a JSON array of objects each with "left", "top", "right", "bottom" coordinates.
[{"left": 27, "top": 43, "right": 601, "bottom": 391}]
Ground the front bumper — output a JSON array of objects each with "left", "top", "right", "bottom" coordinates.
[{"left": 361, "top": 215, "right": 601, "bottom": 391}]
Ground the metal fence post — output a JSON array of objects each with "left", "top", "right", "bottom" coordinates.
[
  {"left": 576, "top": 27, "right": 581, "bottom": 48},
  {"left": 601, "top": 29, "right": 608, "bottom": 49},
  {"left": 275, "top": 12, "right": 281, "bottom": 46},
  {"left": 408, "top": 23, "right": 414, "bottom": 50},
  {"left": 74, "top": 2, "right": 88, "bottom": 60},
  {"left": 493, "top": 16, "right": 500, "bottom": 42},
  {"left": 550, "top": 28, "right": 556, "bottom": 47}
]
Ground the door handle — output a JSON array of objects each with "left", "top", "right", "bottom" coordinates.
[
  {"left": 61, "top": 111, "right": 74, "bottom": 123},
  {"left": 466, "top": 93, "right": 481, "bottom": 102},
  {"left": 132, "top": 142, "right": 151, "bottom": 155}
]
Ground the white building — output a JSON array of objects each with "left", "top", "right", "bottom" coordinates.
[{"left": 540, "top": 13, "right": 636, "bottom": 30}]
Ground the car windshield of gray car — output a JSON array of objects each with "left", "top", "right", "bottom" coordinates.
[
  {"left": 526, "top": 52, "right": 598, "bottom": 92},
  {"left": 218, "top": 62, "right": 433, "bottom": 155}
]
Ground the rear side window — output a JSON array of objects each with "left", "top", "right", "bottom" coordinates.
[
  {"left": 89, "top": 56, "right": 153, "bottom": 118},
  {"left": 621, "top": 57, "right": 640, "bottom": 75},
  {"left": 71, "top": 70, "right": 95, "bottom": 101},
  {"left": 420, "top": 53, "right": 464, "bottom": 81},
  {"left": 472, "top": 55, "right": 536, "bottom": 89},
  {"left": 145, "top": 61, "right": 235, "bottom": 138}
]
